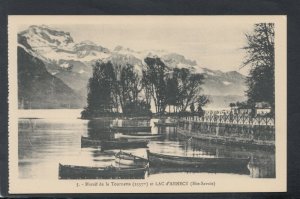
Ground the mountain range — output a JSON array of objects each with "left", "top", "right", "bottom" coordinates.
[{"left": 18, "top": 25, "right": 247, "bottom": 109}]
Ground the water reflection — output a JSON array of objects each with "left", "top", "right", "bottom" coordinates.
[
  {"left": 18, "top": 113, "right": 275, "bottom": 179},
  {"left": 85, "top": 119, "right": 112, "bottom": 139}
]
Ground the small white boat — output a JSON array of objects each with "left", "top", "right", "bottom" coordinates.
[{"left": 115, "top": 151, "right": 148, "bottom": 167}]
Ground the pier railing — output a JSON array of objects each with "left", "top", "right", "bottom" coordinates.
[
  {"left": 178, "top": 111, "right": 275, "bottom": 144},
  {"left": 179, "top": 111, "right": 274, "bottom": 126}
]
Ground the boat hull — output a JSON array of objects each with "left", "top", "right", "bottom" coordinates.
[
  {"left": 147, "top": 150, "right": 250, "bottom": 171},
  {"left": 81, "top": 137, "right": 149, "bottom": 149},
  {"left": 59, "top": 164, "right": 147, "bottom": 179},
  {"left": 115, "top": 151, "right": 148, "bottom": 167},
  {"left": 116, "top": 134, "right": 163, "bottom": 139},
  {"left": 111, "top": 126, "right": 152, "bottom": 132},
  {"left": 148, "top": 164, "right": 250, "bottom": 175}
]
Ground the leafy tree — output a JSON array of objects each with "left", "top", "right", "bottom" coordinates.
[
  {"left": 242, "top": 23, "right": 275, "bottom": 111},
  {"left": 118, "top": 64, "right": 142, "bottom": 113},
  {"left": 86, "top": 61, "right": 116, "bottom": 113},
  {"left": 196, "top": 104, "right": 204, "bottom": 117},
  {"left": 229, "top": 102, "right": 236, "bottom": 108},
  {"left": 166, "top": 76, "right": 179, "bottom": 113},
  {"left": 196, "top": 95, "right": 210, "bottom": 116},
  {"left": 123, "top": 100, "right": 151, "bottom": 116},
  {"left": 197, "top": 95, "right": 210, "bottom": 107},
  {"left": 141, "top": 70, "right": 152, "bottom": 106},
  {"left": 173, "top": 68, "right": 206, "bottom": 111},
  {"left": 144, "top": 57, "right": 167, "bottom": 114},
  {"left": 190, "top": 103, "right": 195, "bottom": 113}
]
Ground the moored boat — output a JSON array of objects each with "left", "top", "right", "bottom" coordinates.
[
  {"left": 147, "top": 150, "right": 250, "bottom": 170},
  {"left": 115, "top": 151, "right": 148, "bottom": 167},
  {"left": 110, "top": 126, "right": 152, "bottom": 132},
  {"left": 148, "top": 164, "right": 250, "bottom": 175},
  {"left": 101, "top": 139, "right": 149, "bottom": 150},
  {"left": 128, "top": 116, "right": 152, "bottom": 120},
  {"left": 58, "top": 163, "right": 147, "bottom": 179},
  {"left": 115, "top": 133, "right": 163, "bottom": 139},
  {"left": 81, "top": 137, "right": 149, "bottom": 149}
]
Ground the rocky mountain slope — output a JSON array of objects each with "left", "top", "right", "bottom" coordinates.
[
  {"left": 18, "top": 25, "right": 247, "bottom": 109},
  {"left": 18, "top": 46, "right": 85, "bottom": 109}
]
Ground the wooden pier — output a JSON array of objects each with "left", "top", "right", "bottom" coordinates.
[{"left": 177, "top": 111, "right": 275, "bottom": 150}]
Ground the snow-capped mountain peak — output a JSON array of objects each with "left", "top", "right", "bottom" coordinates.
[
  {"left": 20, "top": 25, "right": 74, "bottom": 48},
  {"left": 18, "top": 25, "right": 111, "bottom": 63}
]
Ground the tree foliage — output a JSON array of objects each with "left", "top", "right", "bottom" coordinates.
[
  {"left": 122, "top": 100, "right": 151, "bottom": 116},
  {"left": 173, "top": 68, "right": 206, "bottom": 111},
  {"left": 144, "top": 57, "right": 167, "bottom": 114},
  {"left": 166, "top": 76, "right": 179, "bottom": 112},
  {"left": 118, "top": 64, "right": 142, "bottom": 113},
  {"left": 86, "top": 61, "right": 116, "bottom": 113},
  {"left": 83, "top": 56, "right": 209, "bottom": 118},
  {"left": 243, "top": 23, "right": 275, "bottom": 110}
]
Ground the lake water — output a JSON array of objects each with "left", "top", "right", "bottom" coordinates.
[{"left": 18, "top": 109, "right": 275, "bottom": 180}]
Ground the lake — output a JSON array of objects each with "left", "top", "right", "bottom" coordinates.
[{"left": 18, "top": 109, "right": 275, "bottom": 180}]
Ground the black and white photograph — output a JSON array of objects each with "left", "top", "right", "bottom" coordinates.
[{"left": 8, "top": 16, "right": 286, "bottom": 193}]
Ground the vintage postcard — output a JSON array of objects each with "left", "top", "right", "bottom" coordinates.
[{"left": 8, "top": 15, "right": 286, "bottom": 193}]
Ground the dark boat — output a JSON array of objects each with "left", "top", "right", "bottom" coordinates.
[
  {"left": 147, "top": 150, "right": 250, "bottom": 170},
  {"left": 154, "top": 122, "right": 177, "bottom": 127},
  {"left": 115, "top": 151, "right": 148, "bottom": 167},
  {"left": 116, "top": 133, "right": 163, "bottom": 139},
  {"left": 110, "top": 126, "right": 152, "bottom": 132},
  {"left": 58, "top": 163, "right": 147, "bottom": 179},
  {"left": 148, "top": 164, "right": 250, "bottom": 175},
  {"left": 128, "top": 116, "right": 152, "bottom": 120},
  {"left": 81, "top": 137, "right": 149, "bottom": 149}
]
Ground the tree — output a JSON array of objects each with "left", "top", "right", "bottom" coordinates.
[
  {"left": 190, "top": 103, "right": 195, "bottom": 113},
  {"left": 196, "top": 95, "right": 210, "bottom": 116},
  {"left": 141, "top": 70, "right": 152, "bottom": 106},
  {"left": 144, "top": 57, "right": 167, "bottom": 114},
  {"left": 86, "top": 61, "right": 116, "bottom": 113},
  {"left": 173, "top": 68, "right": 206, "bottom": 111},
  {"left": 118, "top": 64, "right": 142, "bottom": 113},
  {"left": 242, "top": 23, "right": 275, "bottom": 111},
  {"left": 166, "top": 76, "right": 179, "bottom": 113},
  {"left": 122, "top": 100, "right": 151, "bottom": 116},
  {"left": 229, "top": 102, "right": 236, "bottom": 108}
]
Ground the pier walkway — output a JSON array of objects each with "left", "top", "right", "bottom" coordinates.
[{"left": 176, "top": 111, "right": 275, "bottom": 149}]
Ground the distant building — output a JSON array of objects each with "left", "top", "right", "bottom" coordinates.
[
  {"left": 230, "top": 102, "right": 252, "bottom": 115},
  {"left": 255, "top": 102, "right": 271, "bottom": 116},
  {"left": 230, "top": 106, "right": 239, "bottom": 114},
  {"left": 238, "top": 108, "right": 252, "bottom": 115}
]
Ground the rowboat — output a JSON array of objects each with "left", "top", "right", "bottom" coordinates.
[
  {"left": 154, "top": 122, "right": 177, "bottom": 127},
  {"left": 115, "top": 151, "right": 148, "bottom": 167},
  {"left": 128, "top": 116, "right": 151, "bottom": 120},
  {"left": 115, "top": 133, "right": 163, "bottom": 139},
  {"left": 147, "top": 150, "right": 250, "bottom": 170},
  {"left": 148, "top": 164, "right": 250, "bottom": 175},
  {"left": 81, "top": 137, "right": 149, "bottom": 149},
  {"left": 110, "top": 126, "right": 152, "bottom": 132},
  {"left": 58, "top": 163, "right": 147, "bottom": 179}
]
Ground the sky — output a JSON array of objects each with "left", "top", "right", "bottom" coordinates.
[{"left": 20, "top": 16, "right": 257, "bottom": 75}]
